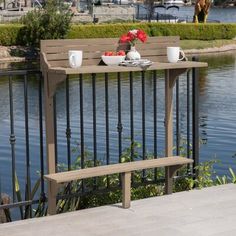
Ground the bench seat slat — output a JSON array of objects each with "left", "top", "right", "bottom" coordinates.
[{"left": 44, "top": 156, "right": 193, "bottom": 184}]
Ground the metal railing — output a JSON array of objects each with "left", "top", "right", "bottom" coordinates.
[{"left": 0, "top": 63, "right": 199, "bottom": 221}]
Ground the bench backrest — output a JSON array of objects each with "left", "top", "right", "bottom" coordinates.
[{"left": 40, "top": 36, "right": 180, "bottom": 68}]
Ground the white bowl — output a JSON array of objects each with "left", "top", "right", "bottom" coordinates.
[{"left": 101, "top": 55, "right": 126, "bottom": 66}]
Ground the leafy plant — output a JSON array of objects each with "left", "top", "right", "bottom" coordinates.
[
  {"left": 216, "top": 167, "right": 236, "bottom": 185},
  {"left": 21, "top": 0, "right": 73, "bottom": 47}
]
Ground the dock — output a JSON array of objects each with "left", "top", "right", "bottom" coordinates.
[{"left": 0, "top": 184, "right": 236, "bottom": 236}]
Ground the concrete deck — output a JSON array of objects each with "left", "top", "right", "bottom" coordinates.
[{"left": 1, "top": 184, "right": 236, "bottom": 236}]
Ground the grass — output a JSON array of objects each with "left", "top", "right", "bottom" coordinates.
[{"left": 180, "top": 39, "right": 236, "bottom": 50}]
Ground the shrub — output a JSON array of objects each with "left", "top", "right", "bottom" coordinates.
[
  {"left": 149, "top": 23, "right": 236, "bottom": 40},
  {"left": 67, "top": 23, "right": 151, "bottom": 39},
  {"left": 21, "top": 0, "right": 72, "bottom": 47},
  {"left": 0, "top": 24, "right": 24, "bottom": 46},
  {"left": 0, "top": 22, "right": 236, "bottom": 46},
  {"left": 67, "top": 23, "right": 236, "bottom": 40}
]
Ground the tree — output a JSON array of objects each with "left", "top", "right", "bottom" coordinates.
[{"left": 21, "top": 0, "right": 73, "bottom": 47}]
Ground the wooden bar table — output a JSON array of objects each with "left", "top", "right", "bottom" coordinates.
[
  {"left": 41, "top": 57, "right": 207, "bottom": 213},
  {"left": 43, "top": 61, "right": 207, "bottom": 171}
]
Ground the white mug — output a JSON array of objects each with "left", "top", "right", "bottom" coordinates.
[
  {"left": 69, "top": 50, "right": 83, "bottom": 68},
  {"left": 167, "top": 47, "right": 185, "bottom": 63}
]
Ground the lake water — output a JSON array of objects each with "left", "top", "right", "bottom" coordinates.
[
  {"left": 0, "top": 52, "right": 236, "bottom": 196},
  {"left": 138, "top": 5, "right": 236, "bottom": 22}
]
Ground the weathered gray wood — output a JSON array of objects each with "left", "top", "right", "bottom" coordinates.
[
  {"left": 47, "top": 61, "right": 207, "bottom": 77},
  {"left": 40, "top": 36, "right": 208, "bottom": 216},
  {"left": 40, "top": 36, "right": 180, "bottom": 68},
  {"left": 45, "top": 156, "right": 193, "bottom": 215},
  {"left": 0, "top": 194, "right": 10, "bottom": 223},
  {"left": 44, "top": 156, "right": 193, "bottom": 184},
  {"left": 122, "top": 172, "right": 131, "bottom": 209},
  {"left": 47, "top": 180, "right": 58, "bottom": 215}
]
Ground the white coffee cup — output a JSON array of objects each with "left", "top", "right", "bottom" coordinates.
[
  {"left": 69, "top": 50, "right": 83, "bottom": 68},
  {"left": 167, "top": 47, "right": 185, "bottom": 63}
]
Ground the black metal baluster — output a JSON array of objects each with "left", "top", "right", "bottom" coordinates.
[
  {"left": 92, "top": 74, "right": 97, "bottom": 188},
  {"left": 192, "top": 57, "right": 199, "bottom": 176},
  {"left": 79, "top": 74, "right": 85, "bottom": 192},
  {"left": 24, "top": 74, "right": 32, "bottom": 218},
  {"left": 141, "top": 71, "right": 146, "bottom": 180},
  {"left": 66, "top": 76, "right": 71, "bottom": 171},
  {"left": 38, "top": 74, "right": 45, "bottom": 200},
  {"left": 176, "top": 78, "right": 180, "bottom": 155},
  {"left": 105, "top": 73, "right": 110, "bottom": 187},
  {"left": 9, "top": 76, "right": 16, "bottom": 203},
  {"left": 79, "top": 75, "right": 85, "bottom": 170},
  {"left": 153, "top": 71, "right": 158, "bottom": 181},
  {"left": 187, "top": 70, "right": 191, "bottom": 174},
  {"left": 53, "top": 95, "right": 58, "bottom": 172},
  {"left": 187, "top": 71, "right": 191, "bottom": 159},
  {"left": 117, "top": 72, "right": 123, "bottom": 162},
  {"left": 129, "top": 72, "right": 134, "bottom": 161},
  {"left": 129, "top": 72, "right": 134, "bottom": 183}
]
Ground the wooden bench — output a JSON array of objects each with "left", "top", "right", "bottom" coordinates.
[
  {"left": 45, "top": 156, "right": 193, "bottom": 215},
  {"left": 40, "top": 36, "right": 206, "bottom": 216}
]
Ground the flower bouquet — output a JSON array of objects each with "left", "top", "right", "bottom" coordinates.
[{"left": 119, "top": 29, "right": 148, "bottom": 60}]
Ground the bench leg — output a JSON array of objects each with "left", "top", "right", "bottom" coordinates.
[
  {"left": 47, "top": 180, "right": 58, "bottom": 215},
  {"left": 121, "top": 172, "right": 131, "bottom": 209},
  {"left": 165, "top": 165, "right": 181, "bottom": 194}
]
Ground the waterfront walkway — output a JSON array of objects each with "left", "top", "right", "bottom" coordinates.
[{"left": 1, "top": 184, "right": 236, "bottom": 236}]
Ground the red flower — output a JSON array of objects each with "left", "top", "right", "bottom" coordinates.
[
  {"left": 137, "top": 30, "right": 147, "bottom": 43},
  {"left": 127, "top": 31, "right": 136, "bottom": 41},
  {"left": 120, "top": 34, "right": 132, "bottom": 43},
  {"left": 119, "top": 29, "right": 148, "bottom": 46}
]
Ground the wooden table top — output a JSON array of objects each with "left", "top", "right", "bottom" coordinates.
[{"left": 48, "top": 61, "right": 208, "bottom": 75}]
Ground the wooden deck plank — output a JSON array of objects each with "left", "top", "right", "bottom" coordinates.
[{"left": 1, "top": 184, "right": 236, "bottom": 236}]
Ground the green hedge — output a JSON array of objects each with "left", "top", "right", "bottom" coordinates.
[
  {"left": 68, "top": 23, "right": 236, "bottom": 40},
  {"left": 1, "top": 23, "right": 236, "bottom": 46},
  {"left": 0, "top": 24, "right": 25, "bottom": 46}
]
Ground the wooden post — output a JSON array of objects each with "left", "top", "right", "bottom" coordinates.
[
  {"left": 44, "top": 72, "right": 56, "bottom": 174},
  {"left": 121, "top": 172, "right": 131, "bottom": 209},
  {"left": 43, "top": 72, "right": 66, "bottom": 215},
  {"left": 165, "top": 165, "right": 181, "bottom": 194},
  {"left": 165, "top": 69, "right": 186, "bottom": 194},
  {"left": 47, "top": 180, "right": 58, "bottom": 215},
  {"left": 165, "top": 69, "right": 175, "bottom": 157}
]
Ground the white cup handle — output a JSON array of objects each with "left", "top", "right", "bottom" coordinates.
[
  {"left": 69, "top": 54, "right": 76, "bottom": 68},
  {"left": 179, "top": 50, "right": 186, "bottom": 61}
]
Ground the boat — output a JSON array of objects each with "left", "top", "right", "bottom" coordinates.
[
  {"left": 112, "top": 0, "right": 136, "bottom": 4},
  {"left": 164, "top": 0, "right": 184, "bottom": 5}
]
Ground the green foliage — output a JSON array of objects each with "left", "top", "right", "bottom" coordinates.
[
  {"left": 20, "top": 0, "right": 72, "bottom": 47},
  {"left": 149, "top": 23, "right": 236, "bottom": 40},
  {"left": 56, "top": 141, "right": 164, "bottom": 211},
  {"left": 0, "top": 24, "right": 24, "bottom": 46},
  {"left": 68, "top": 23, "right": 236, "bottom": 40},
  {"left": 68, "top": 23, "right": 151, "bottom": 39},
  {"left": 1, "top": 22, "right": 236, "bottom": 46},
  {"left": 193, "top": 160, "right": 218, "bottom": 188},
  {"left": 216, "top": 167, "right": 236, "bottom": 185}
]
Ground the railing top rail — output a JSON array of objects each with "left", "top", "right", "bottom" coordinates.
[{"left": 0, "top": 69, "right": 41, "bottom": 77}]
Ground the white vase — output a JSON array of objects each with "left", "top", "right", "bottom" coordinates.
[{"left": 126, "top": 46, "right": 141, "bottom": 60}]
